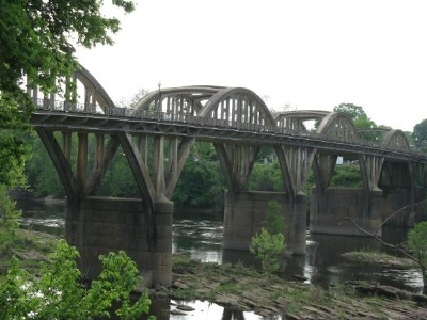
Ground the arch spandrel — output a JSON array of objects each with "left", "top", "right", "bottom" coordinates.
[
  {"left": 274, "top": 110, "right": 331, "bottom": 132},
  {"left": 75, "top": 67, "right": 115, "bottom": 112},
  {"left": 317, "top": 112, "right": 364, "bottom": 142},
  {"left": 382, "top": 129, "right": 410, "bottom": 150},
  {"left": 133, "top": 85, "right": 228, "bottom": 118},
  {"left": 199, "top": 87, "right": 275, "bottom": 130}
]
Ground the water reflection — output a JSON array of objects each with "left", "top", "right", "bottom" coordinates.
[
  {"left": 18, "top": 202, "right": 424, "bottom": 319},
  {"left": 173, "top": 218, "right": 224, "bottom": 263},
  {"left": 168, "top": 301, "right": 273, "bottom": 320}
]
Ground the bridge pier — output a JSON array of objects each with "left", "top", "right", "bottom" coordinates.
[
  {"left": 65, "top": 196, "right": 173, "bottom": 287},
  {"left": 222, "top": 191, "right": 306, "bottom": 255},
  {"left": 310, "top": 188, "right": 383, "bottom": 236}
]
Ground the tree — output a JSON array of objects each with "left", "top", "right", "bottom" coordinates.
[
  {"left": 249, "top": 160, "right": 285, "bottom": 192},
  {"left": 0, "top": 185, "right": 21, "bottom": 255},
  {"left": 0, "top": 240, "right": 155, "bottom": 319},
  {"left": 333, "top": 103, "right": 367, "bottom": 123},
  {"left": 172, "top": 142, "right": 224, "bottom": 208},
  {"left": 264, "top": 200, "right": 286, "bottom": 236},
  {"left": 116, "top": 88, "right": 149, "bottom": 109},
  {"left": 333, "top": 103, "right": 388, "bottom": 143},
  {"left": 0, "top": 0, "right": 136, "bottom": 194},
  {"left": 250, "top": 228, "right": 285, "bottom": 282},
  {"left": 412, "top": 119, "right": 427, "bottom": 150},
  {"left": 250, "top": 201, "right": 286, "bottom": 281}
]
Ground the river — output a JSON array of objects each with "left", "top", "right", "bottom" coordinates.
[{"left": 18, "top": 201, "right": 424, "bottom": 319}]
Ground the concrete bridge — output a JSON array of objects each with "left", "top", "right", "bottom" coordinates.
[{"left": 28, "top": 67, "right": 427, "bottom": 286}]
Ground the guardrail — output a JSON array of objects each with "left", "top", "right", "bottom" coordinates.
[{"left": 33, "top": 98, "right": 424, "bottom": 158}]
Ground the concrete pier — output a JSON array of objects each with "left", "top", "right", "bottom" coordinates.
[
  {"left": 222, "top": 191, "right": 307, "bottom": 255},
  {"left": 310, "top": 188, "right": 383, "bottom": 236},
  {"left": 65, "top": 196, "right": 173, "bottom": 287}
]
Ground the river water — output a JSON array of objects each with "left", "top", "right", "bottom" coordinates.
[{"left": 18, "top": 201, "right": 424, "bottom": 319}]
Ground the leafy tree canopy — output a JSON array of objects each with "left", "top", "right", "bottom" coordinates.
[
  {"left": 333, "top": 103, "right": 389, "bottom": 142},
  {"left": 0, "top": 240, "right": 154, "bottom": 319},
  {"left": 1, "top": 0, "right": 135, "bottom": 113},
  {"left": 333, "top": 103, "right": 368, "bottom": 123},
  {"left": 0, "top": 0, "right": 135, "bottom": 185},
  {"left": 412, "top": 119, "right": 427, "bottom": 150}
]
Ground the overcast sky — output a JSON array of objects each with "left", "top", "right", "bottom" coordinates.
[{"left": 76, "top": 0, "right": 427, "bottom": 132}]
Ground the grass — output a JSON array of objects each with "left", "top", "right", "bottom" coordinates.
[{"left": 342, "top": 250, "right": 418, "bottom": 269}]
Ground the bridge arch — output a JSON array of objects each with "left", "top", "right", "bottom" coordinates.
[
  {"left": 275, "top": 110, "right": 331, "bottom": 133},
  {"left": 199, "top": 87, "right": 275, "bottom": 130},
  {"left": 133, "top": 85, "right": 228, "bottom": 120},
  {"left": 27, "top": 66, "right": 115, "bottom": 113},
  {"left": 382, "top": 129, "right": 411, "bottom": 150},
  {"left": 317, "top": 112, "right": 363, "bottom": 142},
  {"left": 75, "top": 67, "right": 115, "bottom": 113}
]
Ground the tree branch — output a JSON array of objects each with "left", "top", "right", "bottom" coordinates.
[{"left": 344, "top": 200, "right": 427, "bottom": 270}]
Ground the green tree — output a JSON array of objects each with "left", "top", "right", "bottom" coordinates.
[
  {"left": 0, "top": 240, "right": 154, "bottom": 319},
  {"left": 331, "top": 165, "right": 363, "bottom": 188},
  {"left": 264, "top": 200, "right": 286, "bottom": 236},
  {"left": 172, "top": 142, "right": 224, "bottom": 208},
  {"left": 0, "top": 185, "right": 22, "bottom": 254},
  {"left": 333, "top": 103, "right": 367, "bottom": 122},
  {"left": 0, "top": 0, "right": 136, "bottom": 193},
  {"left": 249, "top": 160, "right": 284, "bottom": 192},
  {"left": 412, "top": 119, "right": 427, "bottom": 150},
  {"left": 250, "top": 201, "right": 286, "bottom": 281},
  {"left": 1, "top": 0, "right": 135, "bottom": 109},
  {"left": 250, "top": 228, "right": 285, "bottom": 282}
]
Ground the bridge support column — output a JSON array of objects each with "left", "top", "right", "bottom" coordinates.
[
  {"left": 65, "top": 196, "right": 173, "bottom": 287},
  {"left": 380, "top": 162, "right": 420, "bottom": 226},
  {"left": 310, "top": 188, "right": 383, "bottom": 236},
  {"left": 222, "top": 191, "right": 306, "bottom": 255}
]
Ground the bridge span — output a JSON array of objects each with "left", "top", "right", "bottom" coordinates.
[{"left": 27, "top": 67, "right": 427, "bottom": 286}]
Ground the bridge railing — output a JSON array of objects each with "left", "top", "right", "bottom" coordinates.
[{"left": 33, "top": 98, "right": 422, "bottom": 157}]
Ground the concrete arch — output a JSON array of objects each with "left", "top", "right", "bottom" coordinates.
[
  {"left": 275, "top": 110, "right": 331, "bottom": 132},
  {"left": 134, "top": 85, "right": 227, "bottom": 116},
  {"left": 317, "top": 112, "right": 363, "bottom": 142},
  {"left": 199, "top": 87, "right": 275, "bottom": 130},
  {"left": 383, "top": 129, "right": 410, "bottom": 150},
  {"left": 75, "top": 67, "right": 115, "bottom": 113}
]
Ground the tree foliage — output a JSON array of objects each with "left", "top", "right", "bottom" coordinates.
[
  {"left": 331, "top": 164, "right": 363, "bottom": 188},
  {"left": 0, "top": 185, "right": 22, "bottom": 254},
  {"left": 250, "top": 201, "right": 286, "bottom": 281},
  {"left": 412, "top": 119, "right": 427, "bottom": 150},
  {"left": 249, "top": 160, "right": 285, "bottom": 192},
  {"left": 0, "top": 240, "right": 154, "bottom": 320},
  {"left": 172, "top": 142, "right": 224, "bottom": 208},
  {"left": 0, "top": 0, "right": 135, "bottom": 192},
  {"left": 332, "top": 102, "right": 394, "bottom": 143},
  {"left": 1, "top": 0, "right": 135, "bottom": 108},
  {"left": 264, "top": 201, "right": 286, "bottom": 236},
  {"left": 250, "top": 228, "right": 285, "bottom": 282}
]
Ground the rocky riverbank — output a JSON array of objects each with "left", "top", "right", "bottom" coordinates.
[
  {"left": 3, "top": 229, "right": 427, "bottom": 319},
  {"left": 168, "top": 255, "right": 427, "bottom": 319}
]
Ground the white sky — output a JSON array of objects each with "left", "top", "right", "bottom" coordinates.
[{"left": 76, "top": 0, "right": 427, "bottom": 132}]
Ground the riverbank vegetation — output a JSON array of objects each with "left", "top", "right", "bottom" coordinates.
[
  {"left": 343, "top": 251, "right": 419, "bottom": 269},
  {"left": 1, "top": 239, "right": 154, "bottom": 320},
  {"left": 3, "top": 227, "right": 427, "bottom": 319}
]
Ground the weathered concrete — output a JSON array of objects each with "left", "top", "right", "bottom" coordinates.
[
  {"left": 310, "top": 188, "right": 383, "bottom": 236},
  {"left": 222, "top": 191, "right": 306, "bottom": 255},
  {"left": 65, "top": 196, "right": 173, "bottom": 287}
]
